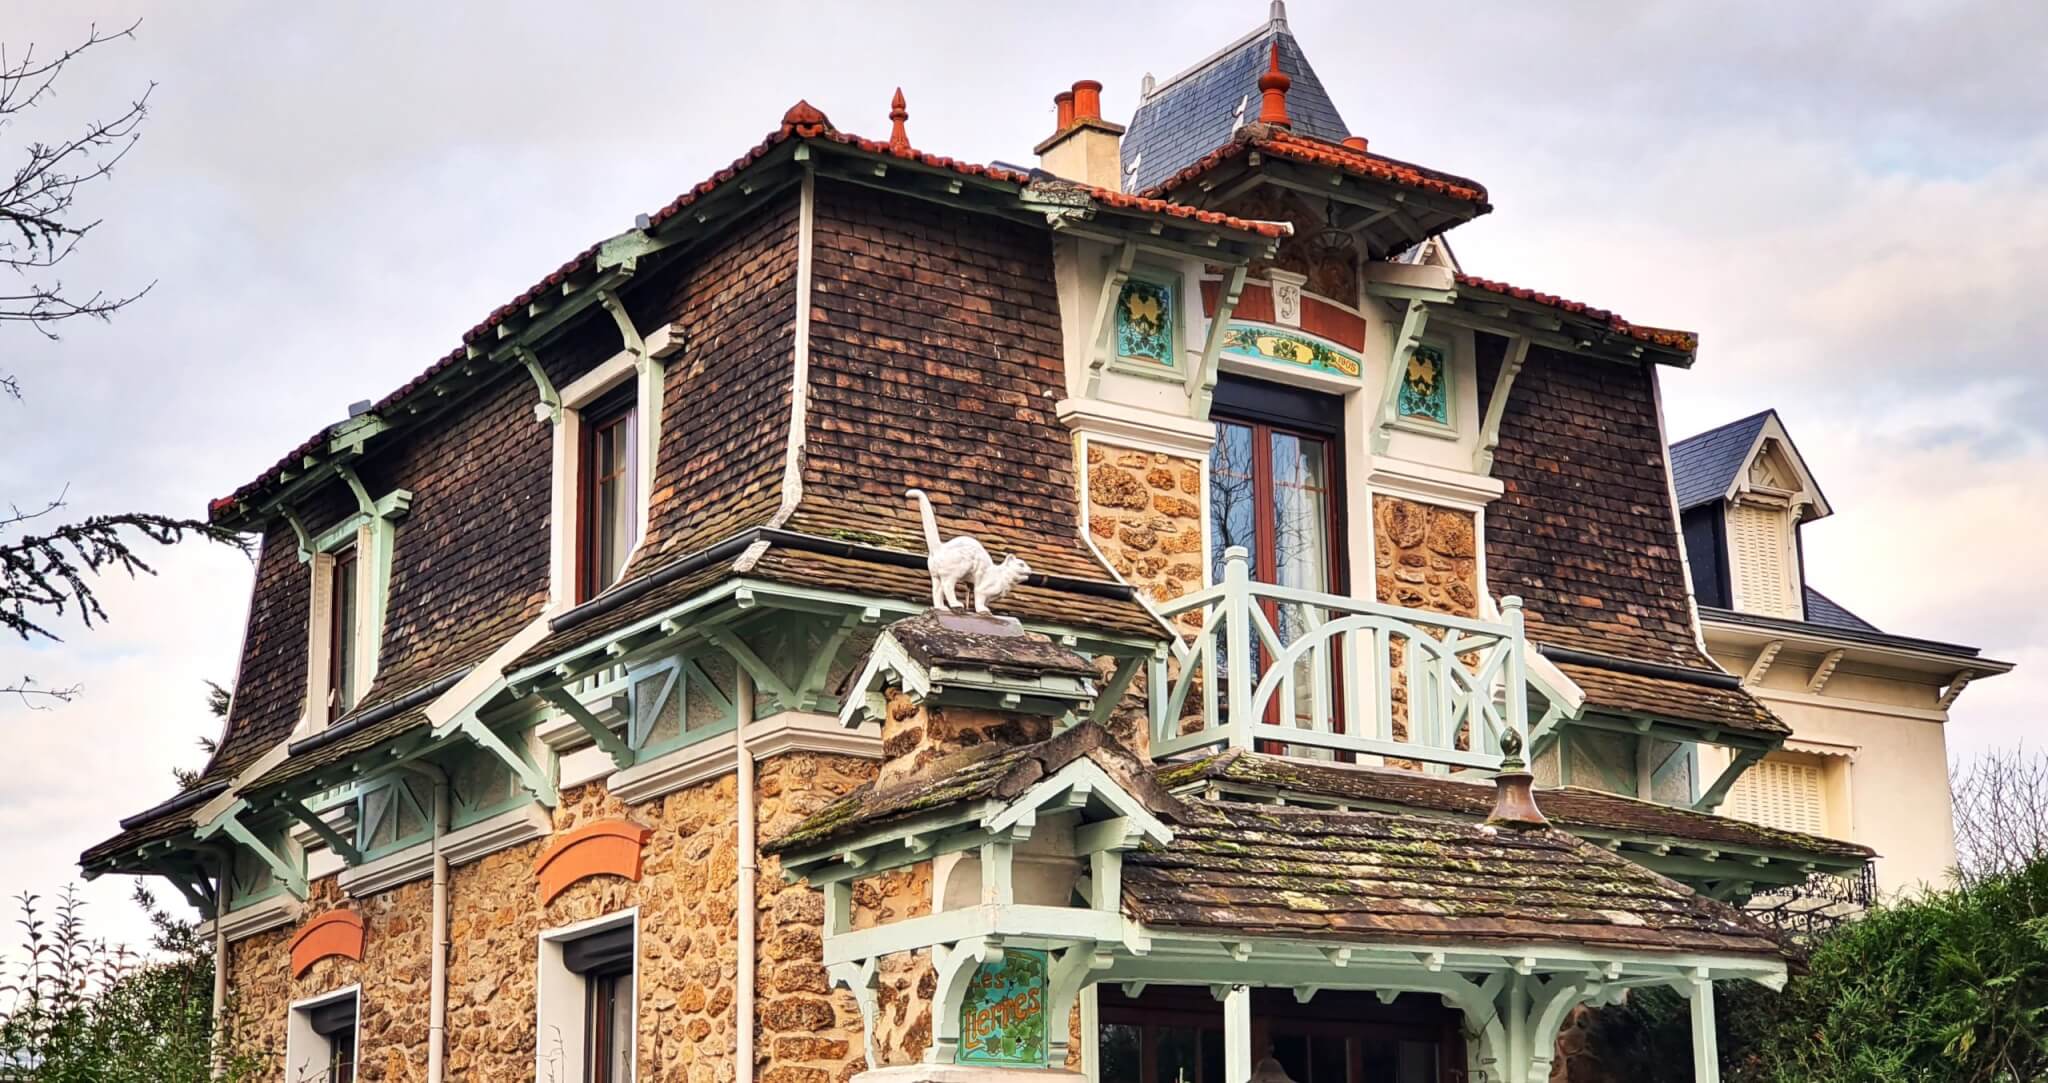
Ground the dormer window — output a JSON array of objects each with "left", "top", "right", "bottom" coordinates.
[
  {"left": 328, "top": 545, "right": 360, "bottom": 722},
  {"left": 578, "top": 387, "right": 638, "bottom": 602}
]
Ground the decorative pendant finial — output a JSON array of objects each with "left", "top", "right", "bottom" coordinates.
[
  {"left": 1256, "top": 42, "right": 1293, "bottom": 129},
  {"left": 889, "top": 87, "right": 910, "bottom": 153}
]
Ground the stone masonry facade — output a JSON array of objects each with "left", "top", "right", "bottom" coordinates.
[{"left": 225, "top": 749, "right": 916, "bottom": 1083}]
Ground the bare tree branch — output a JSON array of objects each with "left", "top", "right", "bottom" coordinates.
[
  {"left": 2, "top": 19, "right": 154, "bottom": 397},
  {"left": 1951, "top": 746, "right": 2048, "bottom": 884},
  {"left": 1, "top": 677, "right": 80, "bottom": 709}
]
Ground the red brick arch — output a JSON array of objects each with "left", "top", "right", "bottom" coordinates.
[
  {"left": 288, "top": 910, "right": 365, "bottom": 978},
  {"left": 533, "top": 820, "right": 653, "bottom": 905}
]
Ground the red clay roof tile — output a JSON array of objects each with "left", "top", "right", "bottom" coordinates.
[
  {"left": 1144, "top": 125, "right": 1491, "bottom": 207},
  {"left": 1456, "top": 273, "right": 1699, "bottom": 351}
]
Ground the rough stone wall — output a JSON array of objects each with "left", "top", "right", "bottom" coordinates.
[
  {"left": 222, "top": 750, "right": 902, "bottom": 1083},
  {"left": 878, "top": 690, "right": 1052, "bottom": 788},
  {"left": 224, "top": 878, "right": 432, "bottom": 1082},
  {"left": 1084, "top": 444, "right": 1205, "bottom": 613},
  {"left": 1373, "top": 496, "right": 1481, "bottom": 747}
]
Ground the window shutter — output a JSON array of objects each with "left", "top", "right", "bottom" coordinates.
[
  {"left": 1726, "top": 760, "right": 1826, "bottom": 836},
  {"left": 1728, "top": 504, "right": 1798, "bottom": 618}
]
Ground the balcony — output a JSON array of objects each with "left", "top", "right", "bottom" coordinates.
[{"left": 1149, "top": 546, "right": 1530, "bottom": 773}]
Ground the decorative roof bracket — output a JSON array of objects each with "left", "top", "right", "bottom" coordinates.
[
  {"left": 512, "top": 345, "right": 562, "bottom": 425},
  {"left": 278, "top": 796, "right": 364, "bottom": 866},
  {"left": 1474, "top": 334, "right": 1531, "bottom": 474},
  {"left": 195, "top": 802, "right": 308, "bottom": 901},
  {"left": 281, "top": 506, "right": 314, "bottom": 563},
  {"left": 456, "top": 716, "right": 559, "bottom": 807},
  {"left": 1189, "top": 263, "right": 1247, "bottom": 420},
  {"left": 1371, "top": 299, "right": 1429, "bottom": 455},
  {"left": 1694, "top": 747, "right": 1766, "bottom": 813},
  {"left": 596, "top": 286, "right": 646, "bottom": 362},
  {"left": 541, "top": 688, "right": 634, "bottom": 770},
  {"left": 1082, "top": 241, "right": 1139, "bottom": 399}
]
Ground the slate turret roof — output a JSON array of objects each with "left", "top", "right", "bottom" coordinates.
[
  {"left": 1121, "top": 5, "right": 1349, "bottom": 194},
  {"left": 1670, "top": 410, "right": 1775, "bottom": 512}
]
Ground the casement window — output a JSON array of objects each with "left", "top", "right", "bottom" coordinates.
[
  {"left": 577, "top": 386, "right": 639, "bottom": 602},
  {"left": 538, "top": 912, "right": 637, "bottom": 1083},
  {"left": 1209, "top": 379, "right": 1345, "bottom": 636},
  {"left": 1725, "top": 758, "right": 1829, "bottom": 836},
  {"left": 287, "top": 987, "right": 359, "bottom": 1083},
  {"left": 328, "top": 545, "right": 360, "bottom": 722}
]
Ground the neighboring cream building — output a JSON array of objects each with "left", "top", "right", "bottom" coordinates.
[{"left": 1673, "top": 410, "right": 2012, "bottom": 896}]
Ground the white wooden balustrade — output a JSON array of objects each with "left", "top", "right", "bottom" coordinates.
[{"left": 1149, "top": 545, "right": 1530, "bottom": 772}]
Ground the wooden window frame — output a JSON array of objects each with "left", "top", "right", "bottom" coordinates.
[
  {"left": 1098, "top": 986, "right": 1464, "bottom": 1083},
  {"left": 576, "top": 386, "right": 639, "bottom": 604},
  {"left": 327, "top": 544, "right": 359, "bottom": 724}
]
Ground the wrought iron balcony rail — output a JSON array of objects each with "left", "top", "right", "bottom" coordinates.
[{"left": 1149, "top": 546, "right": 1530, "bottom": 773}]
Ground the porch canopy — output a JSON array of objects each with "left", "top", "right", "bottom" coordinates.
[{"left": 770, "top": 723, "right": 1790, "bottom": 1083}]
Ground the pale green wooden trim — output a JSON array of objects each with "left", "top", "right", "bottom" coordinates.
[
  {"left": 797, "top": 612, "right": 861, "bottom": 712},
  {"left": 984, "top": 760, "right": 1173, "bottom": 847},
  {"left": 541, "top": 688, "right": 633, "bottom": 769},
  {"left": 202, "top": 808, "right": 308, "bottom": 901},
  {"left": 702, "top": 625, "right": 796, "bottom": 703},
  {"left": 1693, "top": 747, "right": 1765, "bottom": 812},
  {"left": 458, "top": 717, "right": 557, "bottom": 806},
  {"left": 1189, "top": 264, "right": 1246, "bottom": 420},
  {"left": 679, "top": 652, "right": 735, "bottom": 717},
  {"left": 1474, "top": 335, "right": 1532, "bottom": 474},
  {"left": 1083, "top": 242, "right": 1139, "bottom": 399},
  {"left": 279, "top": 796, "right": 363, "bottom": 865},
  {"left": 1089, "top": 653, "right": 1144, "bottom": 726},
  {"left": 281, "top": 507, "right": 314, "bottom": 563},
  {"left": 819, "top": 905, "right": 1127, "bottom": 967},
  {"left": 1371, "top": 299, "right": 1430, "bottom": 455},
  {"left": 513, "top": 344, "right": 562, "bottom": 424}
]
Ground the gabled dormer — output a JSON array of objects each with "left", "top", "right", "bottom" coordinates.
[{"left": 1672, "top": 410, "right": 1832, "bottom": 620}]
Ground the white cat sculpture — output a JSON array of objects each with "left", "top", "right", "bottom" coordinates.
[{"left": 908, "top": 489, "right": 1031, "bottom": 614}]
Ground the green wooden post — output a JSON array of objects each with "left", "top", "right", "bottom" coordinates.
[
  {"left": 1223, "top": 984, "right": 1252, "bottom": 1083},
  {"left": 1222, "top": 547, "right": 1254, "bottom": 751},
  {"left": 1502, "top": 596, "right": 1529, "bottom": 760},
  {"left": 1689, "top": 973, "right": 1720, "bottom": 1083}
]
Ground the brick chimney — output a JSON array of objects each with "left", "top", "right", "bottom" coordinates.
[
  {"left": 1035, "top": 79, "right": 1127, "bottom": 192},
  {"left": 843, "top": 610, "right": 1100, "bottom": 788}
]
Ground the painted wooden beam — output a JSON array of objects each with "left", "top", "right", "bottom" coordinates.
[
  {"left": 1474, "top": 334, "right": 1531, "bottom": 474},
  {"left": 1083, "top": 241, "right": 1139, "bottom": 399},
  {"left": 1371, "top": 300, "right": 1429, "bottom": 455},
  {"left": 1743, "top": 641, "right": 1784, "bottom": 687},
  {"left": 1694, "top": 748, "right": 1765, "bottom": 813},
  {"left": 1939, "top": 669, "right": 1977, "bottom": 710},
  {"left": 458, "top": 717, "right": 558, "bottom": 806},
  {"left": 1805, "top": 649, "right": 1845, "bottom": 694},
  {"left": 279, "top": 797, "right": 364, "bottom": 866},
  {"left": 1190, "top": 263, "right": 1247, "bottom": 420},
  {"left": 541, "top": 688, "right": 633, "bottom": 770}
]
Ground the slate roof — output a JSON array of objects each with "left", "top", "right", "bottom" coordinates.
[
  {"left": 1801, "top": 587, "right": 1880, "bottom": 634},
  {"left": 1670, "top": 411, "right": 1772, "bottom": 511},
  {"left": 1123, "top": 802, "right": 1785, "bottom": 957},
  {"left": 1159, "top": 750, "right": 1871, "bottom": 864},
  {"left": 1122, "top": 15, "right": 1349, "bottom": 194}
]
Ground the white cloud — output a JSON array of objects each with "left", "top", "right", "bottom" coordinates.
[{"left": 2, "top": 0, "right": 2042, "bottom": 962}]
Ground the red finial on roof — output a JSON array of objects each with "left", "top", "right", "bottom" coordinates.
[
  {"left": 1342, "top": 135, "right": 1368, "bottom": 153},
  {"left": 780, "top": 100, "right": 832, "bottom": 134},
  {"left": 1256, "top": 42, "right": 1292, "bottom": 129},
  {"left": 889, "top": 88, "right": 910, "bottom": 153}
]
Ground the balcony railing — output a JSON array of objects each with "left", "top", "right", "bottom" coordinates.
[{"left": 1149, "top": 546, "right": 1529, "bottom": 773}]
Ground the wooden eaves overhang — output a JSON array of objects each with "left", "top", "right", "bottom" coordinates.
[
  {"left": 206, "top": 106, "right": 1285, "bottom": 536},
  {"left": 771, "top": 724, "right": 1788, "bottom": 1083}
]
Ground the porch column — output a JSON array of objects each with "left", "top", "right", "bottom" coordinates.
[
  {"left": 1223, "top": 984, "right": 1253, "bottom": 1083},
  {"left": 1687, "top": 973, "right": 1720, "bottom": 1083}
]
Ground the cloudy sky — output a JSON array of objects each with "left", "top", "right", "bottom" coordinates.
[{"left": 4, "top": 0, "right": 2042, "bottom": 953}]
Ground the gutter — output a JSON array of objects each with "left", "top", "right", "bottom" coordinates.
[
  {"left": 287, "top": 669, "right": 469, "bottom": 757},
  {"left": 119, "top": 780, "right": 229, "bottom": 830},
  {"left": 1535, "top": 644, "right": 1743, "bottom": 690},
  {"left": 548, "top": 527, "right": 1142, "bottom": 636}
]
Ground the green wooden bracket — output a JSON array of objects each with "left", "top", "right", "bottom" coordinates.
[
  {"left": 279, "top": 797, "right": 364, "bottom": 866},
  {"left": 1089, "top": 653, "right": 1145, "bottom": 726},
  {"left": 1694, "top": 748, "right": 1765, "bottom": 812},
  {"left": 596, "top": 287, "right": 646, "bottom": 361},
  {"left": 1372, "top": 299, "right": 1430, "bottom": 455},
  {"left": 1189, "top": 263, "right": 1246, "bottom": 421},
  {"left": 147, "top": 862, "right": 218, "bottom": 919},
  {"left": 333, "top": 462, "right": 377, "bottom": 519},
  {"left": 281, "top": 506, "right": 314, "bottom": 563},
  {"left": 1474, "top": 334, "right": 1532, "bottom": 475},
  {"left": 196, "top": 803, "right": 308, "bottom": 901},
  {"left": 459, "top": 717, "right": 559, "bottom": 806},
  {"left": 541, "top": 688, "right": 634, "bottom": 770},
  {"left": 703, "top": 626, "right": 796, "bottom": 704},
  {"left": 513, "top": 345, "right": 563, "bottom": 424},
  {"left": 796, "top": 613, "right": 862, "bottom": 712},
  {"left": 1082, "top": 241, "right": 1139, "bottom": 399}
]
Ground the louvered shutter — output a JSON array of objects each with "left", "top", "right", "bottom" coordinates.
[
  {"left": 1726, "top": 760, "right": 1827, "bottom": 836},
  {"left": 1729, "top": 503, "right": 1799, "bottom": 618}
]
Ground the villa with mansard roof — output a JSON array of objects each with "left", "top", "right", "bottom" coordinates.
[{"left": 75, "top": 6, "right": 1985, "bottom": 1082}]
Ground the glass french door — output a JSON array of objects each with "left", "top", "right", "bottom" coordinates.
[{"left": 1210, "top": 414, "right": 1342, "bottom": 734}]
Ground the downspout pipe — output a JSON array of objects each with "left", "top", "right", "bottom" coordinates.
[
  {"left": 210, "top": 853, "right": 228, "bottom": 1079},
  {"left": 401, "top": 762, "right": 452, "bottom": 1083},
  {"left": 736, "top": 672, "right": 758, "bottom": 1083}
]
